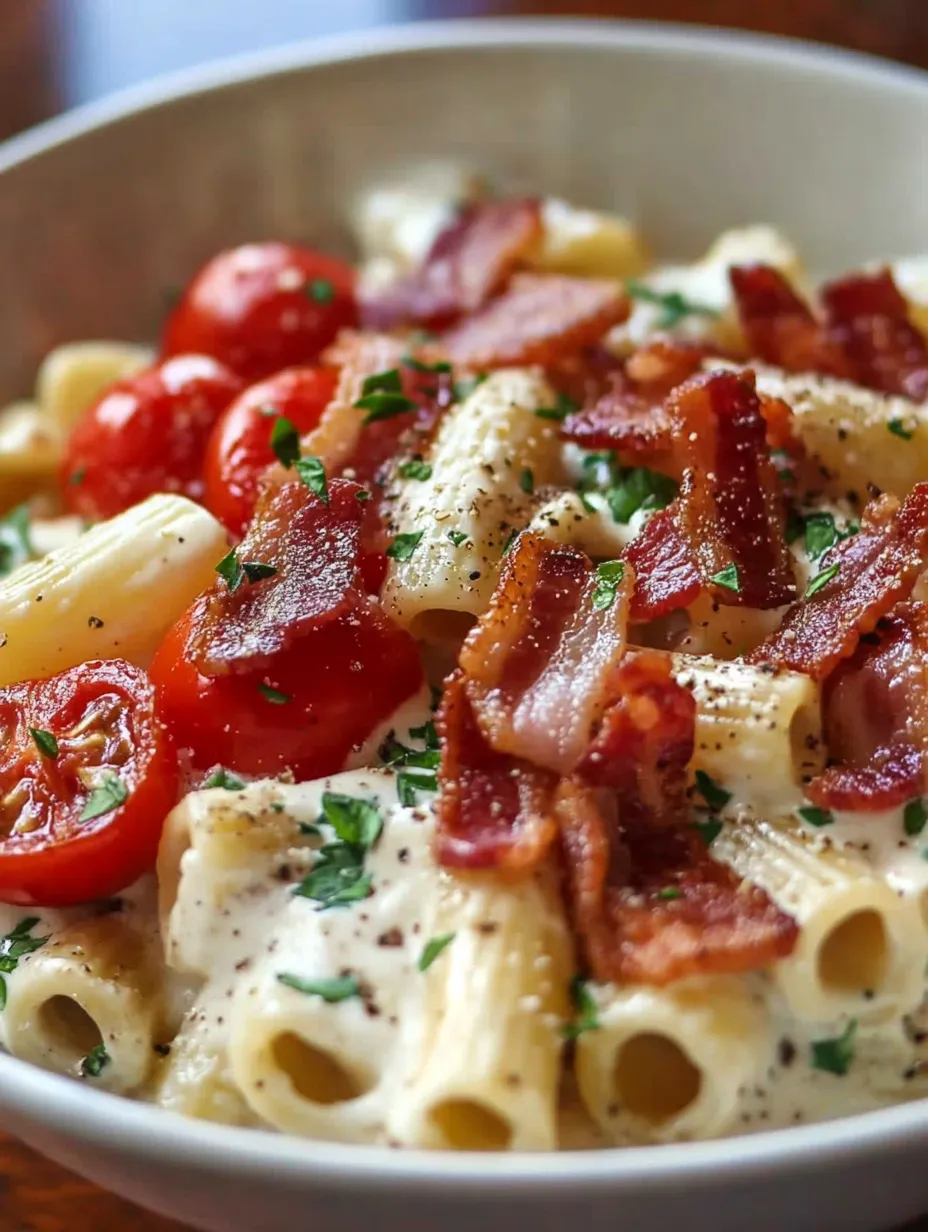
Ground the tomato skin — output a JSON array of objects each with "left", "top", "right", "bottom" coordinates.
[
  {"left": 161, "top": 243, "right": 358, "bottom": 382},
  {"left": 0, "top": 660, "right": 178, "bottom": 907},
  {"left": 150, "top": 603, "right": 422, "bottom": 780},
  {"left": 203, "top": 366, "right": 338, "bottom": 536},
  {"left": 61, "top": 355, "right": 243, "bottom": 521}
]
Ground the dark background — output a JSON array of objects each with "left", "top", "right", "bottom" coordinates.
[{"left": 0, "top": 0, "right": 927, "bottom": 1229}]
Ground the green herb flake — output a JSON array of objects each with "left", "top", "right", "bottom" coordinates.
[
  {"left": 888, "top": 418, "right": 914, "bottom": 441},
  {"left": 520, "top": 467, "right": 535, "bottom": 495},
  {"left": 386, "top": 530, "right": 425, "bottom": 562},
  {"left": 293, "top": 846, "right": 371, "bottom": 909},
  {"left": 356, "top": 392, "right": 418, "bottom": 424},
  {"left": 361, "top": 369, "right": 402, "bottom": 397},
  {"left": 81, "top": 1043, "right": 110, "bottom": 1078},
  {"left": 320, "top": 792, "right": 383, "bottom": 849},
  {"left": 591, "top": 560, "right": 626, "bottom": 610},
  {"left": 694, "top": 770, "right": 732, "bottom": 812},
  {"left": 276, "top": 972, "right": 361, "bottom": 1003},
  {"left": 202, "top": 767, "right": 247, "bottom": 791},
  {"left": 797, "top": 805, "right": 834, "bottom": 828},
  {"left": 904, "top": 798, "right": 928, "bottom": 837},
  {"left": 306, "top": 278, "right": 335, "bottom": 303},
  {"left": 241, "top": 561, "right": 277, "bottom": 584},
  {"left": 605, "top": 467, "right": 677, "bottom": 524},
  {"left": 216, "top": 550, "right": 276, "bottom": 591},
  {"left": 355, "top": 489, "right": 373, "bottom": 502},
  {"left": 805, "top": 563, "right": 840, "bottom": 599},
  {"left": 803, "top": 511, "right": 839, "bottom": 561},
  {"left": 693, "top": 818, "right": 723, "bottom": 847},
  {"left": 257, "top": 683, "right": 291, "bottom": 705},
  {"left": 69, "top": 467, "right": 86, "bottom": 487},
  {"left": 29, "top": 728, "right": 59, "bottom": 759},
  {"left": 270, "top": 416, "right": 301, "bottom": 468},
  {"left": 535, "top": 392, "right": 579, "bottom": 423},
  {"left": 561, "top": 973, "right": 600, "bottom": 1039},
  {"left": 656, "top": 886, "right": 683, "bottom": 901},
  {"left": 625, "top": 280, "right": 720, "bottom": 329},
  {"left": 79, "top": 773, "right": 128, "bottom": 823},
  {"left": 447, "top": 529, "right": 468, "bottom": 547},
  {"left": 0, "top": 504, "right": 33, "bottom": 578},
  {"left": 418, "top": 932, "right": 456, "bottom": 972},
  {"left": 0, "top": 918, "right": 50, "bottom": 1007},
  {"left": 398, "top": 459, "right": 433, "bottom": 481},
  {"left": 710, "top": 563, "right": 741, "bottom": 593},
  {"left": 501, "top": 529, "right": 519, "bottom": 556},
  {"left": 452, "top": 373, "right": 488, "bottom": 402},
  {"left": 811, "top": 1019, "right": 857, "bottom": 1076},
  {"left": 403, "top": 357, "right": 452, "bottom": 375},
  {"left": 409, "top": 720, "right": 439, "bottom": 749},
  {"left": 294, "top": 455, "right": 329, "bottom": 504},
  {"left": 397, "top": 770, "right": 438, "bottom": 805}
]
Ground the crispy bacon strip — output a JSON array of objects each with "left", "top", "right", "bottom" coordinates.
[
  {"left": 442, "top": 273, "right": 629, "bottom": 369},
  {"left": 458, "top": 533, "right": 634, "bottom": 774},
  {"left": 578, "top": 651, "right": 695, "bottom": 829},
  {"left": 807, "top": 603, "right": 928, "bottom": 811},
  {"left": 748, "top": 482, "right": 928, "bottom": 680},
  {"left": 435, "top": 671, "right": 557, "bottom": 871},
  {"left": 360, "top": 198, "right": 543, "bottom": 331},
  {"left": 730, "top": 264, "right": 852, "bottom": 378},
  {"left": 556, "top": 777, "right": 797, "bottom": 985},
  {"left": 821, "top": 269, "right": 928, "bottom": 402},
  {"left": 187, "top": 478, "right": 365, "bottom": 676},
  {"left": 623, "top": 506, "right": 702, "bottom": 622}
]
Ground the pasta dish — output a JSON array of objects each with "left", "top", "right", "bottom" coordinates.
[{"left": 1, "top": 168, "right": 927, "bottom": 1151}]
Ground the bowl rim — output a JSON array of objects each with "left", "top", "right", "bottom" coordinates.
[{"left": 1, "top": 14, "right": 928, "bottom": 1189}]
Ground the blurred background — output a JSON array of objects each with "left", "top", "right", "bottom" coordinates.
[{"left": 2, "top": 0, "right": 927, "bottom": 143}]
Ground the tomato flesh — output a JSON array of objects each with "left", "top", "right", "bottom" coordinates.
[
  {"left": 0, "top": 660, "right": 178, "bottom": 907},
  {"left": 203, "top": 365, "right": 338, "bottom": 537},
  {"left": 61, "top": 355, "right": 243, "bottom": 520},
  {"left": 150, "top": 604, "right": 422, "bottom": 781},
  {"left": 161, "top": 242, "right": 357, "bottom": 382}
]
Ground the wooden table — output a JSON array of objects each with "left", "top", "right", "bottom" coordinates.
[{"left": 1, "top": 0, "right": 927, "bottom": 1228}]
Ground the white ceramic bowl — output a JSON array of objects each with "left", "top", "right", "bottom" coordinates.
[{"left": 1, "top": 19, "right": 928, "bottom": 1232}]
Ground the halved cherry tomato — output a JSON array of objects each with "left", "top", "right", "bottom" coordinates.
[
  {"left": 61, "top": 355, "right": 243, "bottom": 520},
  {"left": 203, "top": 366, "right": 338, "bottom": 536},
  {"left": 150, "top": 603, "right": 422, "bottom": 781},
  {"left": 0, "top": 659, "right": 178, "bottom": 907},
  {"left": 161, "top": 242, "right": 357, "bottom": 382}
]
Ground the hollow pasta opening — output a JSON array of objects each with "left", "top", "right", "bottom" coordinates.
[
  {"left": 271, "top": 1032, "right": 369, "bottom": 1105},
  {"left": 428, "top": 1098, "right": 513, "bottom": 1150},
  {"left": 39, "top": 995, "right": 104, "bottom": 1061},
  {"left": 817, "top": 909, "right": 888, "bottom": 994},
  {"left": 409, "top": 610, "right": 476, "bottom": 645},
  {"left": 612, "top": 1032, "right": 702, "bottom": 1123}
]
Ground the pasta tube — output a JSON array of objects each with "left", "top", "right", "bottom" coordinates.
[
  {"left": 386, "top": 861, "right": 573, "bottom": 1151},
  {"left": 36, "top": 341, "right": 153, "bottom": 434},
  {"left": 529, "top": 199, "right": 650, "bottom": 279},
  {"left": 0, "top": 494, "right": 227, "bottom": 686},
  {"left": 574, "top": 977, "right": 769, "bottom": 1144},
  {"left": 151, "top": 998, "right": 258, "bottom": 1127},
  {"left": 381, "top": 368, "right": 563, "bottom": 638},
  {"left": 0, "top": 402, "right": 60, "bottom": 476}
]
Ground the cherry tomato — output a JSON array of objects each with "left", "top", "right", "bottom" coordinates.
[
  {"left": 150, "top": 603, "right": 422, "bottom": 781},
  {"left": 203, "top": 366, "right": 338, "bottom": 536},
  {"left": 0, "top": 659, "right": 178, "bottom": 907},
  {"left": 161, "top": 242, "right": 357, "bottom": 382},
  {"left": 61, "top": 355, "right": 243, "bottom": 521}
]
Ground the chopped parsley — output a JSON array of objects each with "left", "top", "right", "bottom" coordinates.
[
  {"left": 805, "top": 563, "right": 840, "bottom": 598},
  {"left": 797, "top": 805, "right": 833, "bottom": 828},
  {"left": 79, "top": 773, "right": 128, "bottom": 823},
  {"left": 81, "top": 1043, "right": 110, "bottom": 1078},
  {"left": 69, "top": 467, "right": 86, "bottom": 487},
  {"left": 295, "top": 455, "right": 329, "bottom": 504},
  {"left": 577, "top": 452, "right": 676, "bottom": 525},
  {"left": 447, "top": 529, "right": 468, "bottom": 547},
  {"left": 306, "top": 277, "right": 335, "bottom": 303},
  {"left": 904, "top": 798, "right": 928, "bottom": 837},
  {"left": 361, "top": 369, "right": 401, "bottom": 396},
  {"left": 354, "top": 369, "right": 416, "bottom": 423},
  {"left": 418, "top": 932, "right": 456, "bottom": 972},
  {"left": 270, "top": 416, "right": 300, "bottom": 468},
  {"left": 398, "top": 459, "right": 432, "bottom": 481},
  {"left": 656, "top": 886, "right": 683, "bottom": 901},
  {"left": 501, "top": 529, "right": 518, "bottom": 556},
  {"left": 811, "top": 1019, "right": 857, "bottom": 1076},
  {"left": 591, "top": 560, "right": 626, "bottom": 610},
  {"left": 215, "top": 549, "right": 276, "bottom": 592},
  {"left": 803, "top": 511, "right": 840, "bottom": 561},
  {"left": 561, "top": 974, "right": 600, "bottom": 1039},
  {"left": 693, "top": 818, "right": 723, "bottom": 847},
  {"left": 257, "top": 683, "right": 291, "bottom": 705},
  {"left": 520, "top": 467, "right": 535, "bottom": 495},
  {"left": 409, "top": 719, "right": 438, "bottom": 747},
  {"left": 625, "top": 280, "right": 719, "bottom": 329},
  {"left": 694, "top": 770, "right": 731, "bottom": 812},
  {"left": 888, "top": 418, "right": 914, "bottom": 441},
  {"left": 318, "top": 792, "right": 383, "bottom": 848},
  {"left": 452, "top": 373, "right": 488, "bottom": 402},
  {"left": 386, "top": 530, "right": 424, "bottom": 562},
  {"left": 292, "top": 792, "right": 383, "bottom": 909},
  {"left": 0, "top": 917, "right": 50, "bottom": 1009},
  {"left": 710, "top": 563, "right": 741, "bottom": 593},
  {"left": 276, "top": 972, "right": 361, "bottom": 1003},
  {"left": 403, "top": 357, "right": 452, "bottom": 375},
  {"left": 381, "top": 728, "right": 441, "bottom": 805},
  {"left": 397, "top": 771, "right": 438, "bottom": 804},
  {"left": 29, "top": 728, "right": 58, "bottom": 759},
  {"left": 0, "top": 504, "right": 33, "bottom": 578},
  {"left": 202, "top": 767, "right": 247, "bottom": 791},
  {"left": 535, "top": 392, "right": 578, "bottom": 422}
]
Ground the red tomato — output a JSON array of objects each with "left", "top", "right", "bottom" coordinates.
[
  {"left": 161, "top": 242, "right": 357, "bottom": 382},
  {"left": 0, "top": 660, "right": 178, "bottom": 907},
  {"left": 203, "top": 366, "right": 338, "bottom": 536},
  {"left": 150, "top": 604, "right": 422, "bottom": 781},
  {"left": 61, "top": 355, "right": 243, "bottom": 521}
]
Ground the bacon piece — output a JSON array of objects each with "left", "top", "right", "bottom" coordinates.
[
  {"left": 459, "top": 533, "right": 633, "bottom": 774},
  {"left": 578, "top": 651, "right": 695, "bottom": 829},
  {"left": 730, "top": 264, "right": 852, "bottom": 378},
  {"left": 360, "top": 199, "right": 543, "bottom": 331},
  {"left": 435, "top": 671, "right": 557, "bottom": 871},
  {"left": 560, "top": 371, "right": 673, "bottom": 463},
  {"left": 748, "top": 482, "right": 928, "bottom": 680},
  {"left": 442, "top": 273, "right": 629, "bottom": 369},
  {"left": 556, "top": 777, "right": 797, "bottom": 985},
  {"left": 806, "top": 603, "right": 928, "bottom": 811},
  {"left": 821, "top": 269, "right": 928, "bottom": 402},
  {"left": 187, "top": 478, "right": 365, "bottom": 676},
  {"left": 623, "top": 506, "right": 702, "bottom": 622}
]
